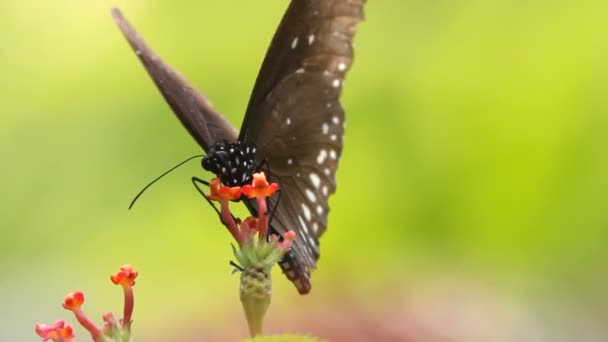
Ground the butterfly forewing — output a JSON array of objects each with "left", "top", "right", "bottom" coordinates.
[
  {"left": 239, "top": 0, "right": 365, "bottom": 290},
  {"left": 239, "top": 0, "right": 364, "bottom": 142},
  {"left": 112, "top": 9, "right": 238, "bottom": 151}
]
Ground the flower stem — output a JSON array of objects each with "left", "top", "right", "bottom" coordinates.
[
  {"left": 122, "top": 286, "right": 134, "bottom": 330},
  {"left": 256, "top": 196, "right": 269, "bottom": 243}
]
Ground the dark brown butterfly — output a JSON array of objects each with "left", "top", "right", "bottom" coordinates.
[{"left": 112, "top": 0, "right": 365, "bottom": 294}]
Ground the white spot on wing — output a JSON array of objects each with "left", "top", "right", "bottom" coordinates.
[
  {"left": 332, "top": 79, "right": 341, "bottom": 88},
  {"left": 317, "top": 149, "right": 327, "bottom": 164},
  {"left": 286, "top": 117, "right": 291, "bottom": 125},
  {"left": 324, "top": 168, "right": 331, "bottom": 176},
  {"left": 330, "top": 134, "right": 337, "bottom": 141},
  {"left": 287, "top": 158, "right": 293, "bottom": 165},
  {"left": 313, "top": 223, "right": 319, "bottom": 233},
  {"left": 291, "top": 37, "right": 299, "bottom": 49},
  {"left": 295, "top": 68, "right": 305, "bottom": 74},
  {"left": 322, "top": 186, "right": 328, "bottom": 196},
  {"left": 308, "top": 236, "right": 317, "bottom": 248},
  {"left": 332, "top": 116, "right": 340, "bottom": 124},
  {"left": 308, "top": 34, "right": 315, "bottom": 45},
  {"left": 305, "top": 189, "right": 317, "bottom": 203},
  {"left": 338, "top": 62, "right": 347, "bottom": 71},
  {"left": 301, "top": 203, "right": 312, "bottom": 221},
  {"left": 329, "top": 149, "right": 337, "bottom": 159},
  {"left": 309, "top": 172, "right": 321, "bottom": 188},
  {"left": 316, "top": 205, "right": 324, "bottom": 215},
  {"left": 298, "top": 215, "right": 309, "bottom": 233},
  {"left": 322, "top": 123, "right": 330, "bottom": 134}
]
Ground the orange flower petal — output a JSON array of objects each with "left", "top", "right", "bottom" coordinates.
[
  {"left": 62, "top": 292, "right": 85, "bottom": 311},
  {"left": 59, "top": 324, "right": 75, "bottom": 339},
  {"left": 207, "top": 178, "right": 242, "bottom": 201},
  {"left": 36, "top": 320, "right": 66, "bottom": 340},
  {"left": 110, "top": 264, "right": 139, "bottom": 287},
  {"left": 241, "top": 172, "right": 279, "bottom": 198}
]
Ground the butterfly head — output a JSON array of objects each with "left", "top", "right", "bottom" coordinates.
[{"left": 202, "top": 141, "right": 258, "bottom": 187}]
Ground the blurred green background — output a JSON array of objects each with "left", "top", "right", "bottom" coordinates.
[{"left": 2, "top": 0, "right": 608, "bottom": 340}]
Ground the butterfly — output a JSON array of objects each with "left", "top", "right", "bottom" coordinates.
[{"left": 112, "top": 0, "right": 365, "bottom": 294}]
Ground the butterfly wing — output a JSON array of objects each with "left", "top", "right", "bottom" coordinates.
[
  {"left": 112, "top": 8, "right": 238, "bottom": 151},
  {"left": 239, "top": 0, "right": 365, "bottom": 293}
]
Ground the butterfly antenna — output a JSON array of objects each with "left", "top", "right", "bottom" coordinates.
[{"left": 129, "top": 154, "right": 205, "bottom": 209}]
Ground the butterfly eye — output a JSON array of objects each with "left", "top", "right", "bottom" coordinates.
[{"left": 201, "top": 156, "right": 213, "bottom": 170}]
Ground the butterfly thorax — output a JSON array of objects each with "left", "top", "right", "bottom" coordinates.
[{"left": 202, "top": 141, "right": 258, "bottom": 187}]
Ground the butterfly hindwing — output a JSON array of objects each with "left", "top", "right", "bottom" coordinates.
[{"left": 250, "top": 73, "right": 344, "bottom": 264}]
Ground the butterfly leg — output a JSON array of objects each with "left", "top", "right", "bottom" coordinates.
[
  {"left": 192, "top": 176, "right": 242, "bottom": 228},
  {"left": 267, "top": 188, "right": 282, "bottom": 237}
]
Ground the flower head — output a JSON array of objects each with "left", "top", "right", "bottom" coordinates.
[
  {"left": 242, "top": 172, "right": 278, "bottom": 198},
  {"left": 208, "top": 178, "right": 242, "bottom": 201},
  {"left": 110, "top": 264, "right": 138, "bottom": 330},
  {"left": 110, "top": 264, "right": 138, "bottom": 287},
  {"left": 62, "top": 292, "right": 84, "bottom": 312},
  {"left": 204, "top": 169, "right": 297, "bottom": 338},
  {"left": 35, "top": 320, "right": 74, "bottom": 342}
]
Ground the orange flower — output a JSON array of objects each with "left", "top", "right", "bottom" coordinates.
[
  {"left": 110, "top": 264, "right": 138, "bottom": 287},
  {"left": 62, "top": 291, "right": 84, "bottom": 311},
  {"left": 35, "top": 320, "right": 74, "bottom": 341},
  {"left": 241, "top": 172, "right": 278, "bottom": 198},
  {"left": 207, "top": 178, "right": 242, "bottom": 201}
]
